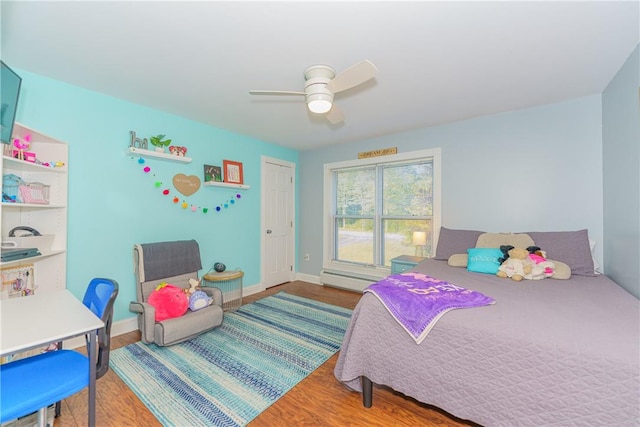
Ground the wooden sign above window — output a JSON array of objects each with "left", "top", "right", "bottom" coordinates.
[{"left": 358, "top": 147, "right": 397, "bottom": 159}]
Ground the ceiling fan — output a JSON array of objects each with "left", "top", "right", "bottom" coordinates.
[{"left": 249, "top": 60, "right": 378, "bottom": 124}]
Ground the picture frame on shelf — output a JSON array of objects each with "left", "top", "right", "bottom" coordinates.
[
  {"left": 204, "top": 164, "right": 222, "bottom": 183},
  {"left": 1, "top": 264, "right": 35, "bottom": 299},
  {"left": 223, "top": 160, "right": 243, "bottom": 185}
]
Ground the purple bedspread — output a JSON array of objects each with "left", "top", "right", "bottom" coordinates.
[{"left": 364, "top": 272, "right": 495, "bottom": 344}]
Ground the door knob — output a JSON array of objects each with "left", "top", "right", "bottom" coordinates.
[{"left": 266, "top": 229, "right": 272, "bottom": 234}]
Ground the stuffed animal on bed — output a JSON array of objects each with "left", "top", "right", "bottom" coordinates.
[
  {"left": 148, "top": 283, "right": 189, "bottom": 321},
  {"left": 496, "top": 247, "right": 534, "bottom": 281},
  {"left": 526, "top": 246, "right": 555, "bottom": 280}
]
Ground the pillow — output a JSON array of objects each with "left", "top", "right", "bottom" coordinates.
[
  {"left": 434, "top": 227, "right": 484, "bottom": 260},
  {"left": 466, "top": 248, "right": 503, "bottom": 274},
  {"left": 526, "top": 230, "right": 595, "bottom": 276},
  {"left": 475, "top": 232, "right": 535, "bottom": 249},
  {"left": 589, "top": 238, "right": 600, "bottom": 273},
  {"left": 548, "top": 260, "right": 571, "bottom": 280},
  {"left": 448, "top": 253, "right": 468, "bottom": 267}
]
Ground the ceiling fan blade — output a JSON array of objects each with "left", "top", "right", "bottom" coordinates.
[
  {"left": 326, "top": 60, "right": 378, "bottom": 94},
  {"left": 249, "top": 90, "right": 305, "bottom": 96},
  {"left": 325, "top": 104, "right": 345, "bottom": 124}
]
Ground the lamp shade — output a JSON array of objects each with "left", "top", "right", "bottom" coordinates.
[{"left": 412, "top": 231, "right": 427, "bottom": 246}]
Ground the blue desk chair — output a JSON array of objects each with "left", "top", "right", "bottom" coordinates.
[
  {"left": 0, "top": 278, "right": 119, "bottom": 427},
  {"left": 83, "top": 277, "right": 119, "bottom": 379}
]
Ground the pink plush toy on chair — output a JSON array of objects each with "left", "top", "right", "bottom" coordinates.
[{"left": 147, "top": 283, "right": 188, "bottom": 321}]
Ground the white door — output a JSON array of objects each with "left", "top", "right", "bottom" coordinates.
[{"left": 262, "top": 157, "right": 295, "bottom": 288}]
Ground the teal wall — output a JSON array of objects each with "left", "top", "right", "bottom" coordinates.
[
  {"left": 602, "top": 44, "right": 640, "bottom": 298},
  {"left": 13, "top": 69, "right": 298, "bottom": 321}
]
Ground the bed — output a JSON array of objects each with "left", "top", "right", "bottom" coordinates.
[{"left": 334, "top": 229, "right": 640, "bottom": 426}]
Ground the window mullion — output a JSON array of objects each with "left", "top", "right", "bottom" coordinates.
[{"left": 375, "top": 165, "right": 384, "bottom": 266}]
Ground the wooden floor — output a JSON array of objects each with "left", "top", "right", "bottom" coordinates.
[{"left": 54, "top": 281, "right": 473, "bottom": 427}]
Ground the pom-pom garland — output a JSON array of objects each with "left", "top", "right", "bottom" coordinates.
[{"left": 131, "top": 156, "right": 243, "bottom": 214}]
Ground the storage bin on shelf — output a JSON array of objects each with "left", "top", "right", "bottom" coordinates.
[
  {"left": 19, "top": 182, "right": 50, "bottom": 204},
  {"left": 2, "top": 174, "right": 23, "bottom": 203},
  {"left": 201, "top": 269, "right": 243, "bottom": 312},
  {"left": 1, "top": 174, "right": 50, "bottom": 205}
]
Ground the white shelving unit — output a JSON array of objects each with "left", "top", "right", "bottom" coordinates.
[
  {"left": 128, "top": 146, "right": 192, "bottom": 163},
  {"left": 1, "top": 123, "right": 68, "bottom": 297}
]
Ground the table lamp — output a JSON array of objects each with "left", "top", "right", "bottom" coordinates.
[{"left": 412, "top": 231, "right": 427, "bottom": 257}]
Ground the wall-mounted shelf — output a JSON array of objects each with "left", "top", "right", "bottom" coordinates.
[
  {"left": 203, "top": 181, "right": 250, "bottom": 190},
  {"left": 128, "top": 147, "right": 192, "bottom": 163}
]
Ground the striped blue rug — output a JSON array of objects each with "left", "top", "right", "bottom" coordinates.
[{"left": 110, "top": 292, "right": 352, "bottom": 426}]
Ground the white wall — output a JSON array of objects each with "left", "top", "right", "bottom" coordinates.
[
  {"left": 298, "top": 95, "right": 604, "bottom": 277},
  {"left": 602, "top": 44, "right": 640, "bottom": 298}
]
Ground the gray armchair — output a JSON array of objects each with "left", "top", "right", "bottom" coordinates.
[{"left": 129, "top": 239, "right": 223, "bottom": 346}]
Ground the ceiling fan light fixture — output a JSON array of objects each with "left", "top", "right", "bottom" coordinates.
[{"left": 307, "top": 93, "right": 332, "bottom": 114}]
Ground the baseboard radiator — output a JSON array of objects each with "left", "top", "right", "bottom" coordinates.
[{"left": 319, "top": 270, "right": 379, "bottom": 292}]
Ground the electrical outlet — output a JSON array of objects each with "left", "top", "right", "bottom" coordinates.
[{"left": 304, "top": 253, "right": 310, "bottom": 261}]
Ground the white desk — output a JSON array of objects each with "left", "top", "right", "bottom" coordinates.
[{"left": 0, "top": 290, "right": 104, "bottom": 426}]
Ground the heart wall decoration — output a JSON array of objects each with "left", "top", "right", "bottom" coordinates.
[{"left": 172, "top": 173, "right": 201, "bottom": 196}]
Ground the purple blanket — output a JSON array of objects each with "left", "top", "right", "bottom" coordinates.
[{"left": 364, "top": 272, "right": 495, "bottom": 344}]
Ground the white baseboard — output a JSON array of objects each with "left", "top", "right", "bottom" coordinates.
[
  {"left": 242, "top": 282, "right": 264, "bottom": 297},
  {"left": 318, "top": 270, "right": 377, "bottom": 292},
  {"left": 64, "top": 316, "right": 139, "bottom": 350},
  {"left": 295, "top": 272, "right": 321, "bottom": 285}
]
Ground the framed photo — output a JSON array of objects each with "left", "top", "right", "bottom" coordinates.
[
  {"left": 204, "top": 164, "right": 222, "bottom": 182},
  {"left": 223, "top": 160, "right": 244, "bottom": 185},
  {"left": 2, "top": 264, "right": 35, "bottom": 298}
]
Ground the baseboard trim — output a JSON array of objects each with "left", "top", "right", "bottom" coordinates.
[
  {"left": 295, "top": 272, "right": 321, "bottom": 285},
  {"left": 64, "top": 316, "right": 139, "bottom": 350},
  {"left": 318, "top": 270, "right": 378, "bottom": 292}
]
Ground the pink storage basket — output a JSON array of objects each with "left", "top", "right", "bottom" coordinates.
[{"left": 19, "top": 182, "right": 50, "bottom": 204}]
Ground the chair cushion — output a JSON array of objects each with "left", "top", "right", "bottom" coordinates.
[
  {"left": 0, "top": 350, "right": 88, "bottom": 423},
  {"left": 154, "top": 304, "right": 223, "bottom": 346}
]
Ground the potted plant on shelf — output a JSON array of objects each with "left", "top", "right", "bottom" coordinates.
[{"left": 149, "top": 134, "right": 172, "bottom": 153}]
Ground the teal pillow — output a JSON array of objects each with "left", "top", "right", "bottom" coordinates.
[{"left": 467, "top": 248, "right": 503, "bottom": 274}]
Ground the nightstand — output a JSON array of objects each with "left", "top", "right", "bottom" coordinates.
[{"left": 390, "top": 255, "right": 427, "bottom": 274}]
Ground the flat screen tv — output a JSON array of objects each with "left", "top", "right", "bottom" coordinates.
[{"left": 1, "top": 61, "right": 22, "bottom": 145}]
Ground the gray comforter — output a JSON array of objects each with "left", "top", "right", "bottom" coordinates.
[{"left": 334, "top": 259, "right": 640, "bottom": 426}]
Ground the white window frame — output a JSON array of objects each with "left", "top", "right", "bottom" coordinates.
[{"left": 322, "top": 148, "right": 441, "bottom": 281}]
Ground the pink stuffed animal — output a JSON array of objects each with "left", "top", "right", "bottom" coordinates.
[
  {"left": 148, "top": 283, "right": 188, "bottom": 321},
  {"left": 528, "top": 253, "right": 555, "bottom": 279}
]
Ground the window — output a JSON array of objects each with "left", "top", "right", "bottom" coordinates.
[{"left": 323, "top": 148, "right": 441, "bottom": 279}]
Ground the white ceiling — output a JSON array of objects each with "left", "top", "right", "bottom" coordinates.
[{"left": 1, "top": 1, "right": 638, "bottom": 151}]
